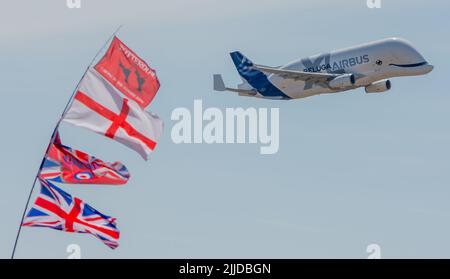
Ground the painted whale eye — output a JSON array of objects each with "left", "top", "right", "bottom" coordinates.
[{"left": 376, "top": 60, "right": 383, "bottom": 66}]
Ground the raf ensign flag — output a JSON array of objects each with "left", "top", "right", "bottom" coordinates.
[
  {"left": 62, "top": 68, "right": 164, "bottom": 160},
  {"left": 39, "top": 132, "right": 130, "bottom": 185},
  {"left": 95, "top": 36, "right": 160, "bottom": 108}
]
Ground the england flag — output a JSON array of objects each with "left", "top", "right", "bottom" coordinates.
[{"left": 63, "top": 68, "right": 163, "bottom": 160}]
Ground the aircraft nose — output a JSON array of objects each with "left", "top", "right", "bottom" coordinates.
[{"left": 423, "top": 63, "right": 434, "bottom": 74}]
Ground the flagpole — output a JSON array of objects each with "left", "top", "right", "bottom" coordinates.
[{"left": 10, "top": 25, "right": 123, "bottom": 259}]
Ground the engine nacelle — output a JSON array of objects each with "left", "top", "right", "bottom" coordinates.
[
  {"left": 328, "top": 74, "right": 356, "bottom": 89},
  {"left": 365, "top": 79, "right": 391, "bottom": 93}
]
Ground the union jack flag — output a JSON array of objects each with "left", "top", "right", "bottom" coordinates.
[{"left": 23, "top": 179, "right": 120, "bottom": 249}]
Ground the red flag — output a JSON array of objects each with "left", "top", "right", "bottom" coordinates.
[
  {"left": 39, "top": 132, "right": 130, "bottom": 185},
  {"left": 95, "top": 36, "right": 160, "bottom": 108}
]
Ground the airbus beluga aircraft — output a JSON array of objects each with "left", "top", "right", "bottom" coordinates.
[{"left": 213, "top": 38, "right": 433, "bottom": 100}]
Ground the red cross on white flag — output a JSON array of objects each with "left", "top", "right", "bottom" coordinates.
[{"left": 63, "top": 68, "right": 164, "bottom": 160}]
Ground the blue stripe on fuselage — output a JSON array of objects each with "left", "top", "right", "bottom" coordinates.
[{"left": 230, "top": 51, "right": 291, "bottom": 100}]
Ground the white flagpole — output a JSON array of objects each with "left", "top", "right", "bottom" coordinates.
[{"left": 11, "top": 25, "right": 123, "bottom": 259}]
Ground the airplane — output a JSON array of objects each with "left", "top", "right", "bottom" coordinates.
[{"left": 213, "top": 38, "right": 433, "bottom": 100}]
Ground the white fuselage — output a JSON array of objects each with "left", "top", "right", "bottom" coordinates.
[{"left": 266, "top": 38, "right": 433, "bottom": 99}]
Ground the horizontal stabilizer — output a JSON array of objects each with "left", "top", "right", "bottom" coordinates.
[
  {"left": 213, "top": 74, "right": 227, "bottom": 91},
  {"left": 213, "top": 74, "right": 257, "bottom": 96}
]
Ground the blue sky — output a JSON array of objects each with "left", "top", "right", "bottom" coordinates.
[{"left": 0, "top": 0, "right": 449, "bottom": 258}]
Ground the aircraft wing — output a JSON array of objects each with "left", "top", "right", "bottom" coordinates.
[{"left": 252, "top": 64, "right": 340, "bottom": 82}]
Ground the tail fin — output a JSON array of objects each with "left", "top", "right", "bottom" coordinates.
[
  {"left": 229, "top": 51, "right": 290, "bottom": 99},
  {"left": 230, "top": 51, "right": 260, "bottom": 80}
]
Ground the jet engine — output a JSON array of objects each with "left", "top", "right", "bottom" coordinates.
[
  {"left": 329, "top": 74, "right": 356, "bottom": 89},
  {"left": 365, "top": 79, "right": 391, "bottom": 93}
]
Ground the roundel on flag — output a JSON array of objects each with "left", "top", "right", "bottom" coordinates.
[{"left": 74, "top": 172, "right": 94, "bottom": 180}]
